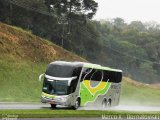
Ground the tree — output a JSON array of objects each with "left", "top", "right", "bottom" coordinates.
[
  {"left": 129, "top": 21, "right": 146, "bottom": 32},
  {"left": 44, "top": 0, "right": 98, "bottom": 22},
  {"left": 112, "top": 17, "right": 126, "bottom": 29},
  {"left": 0, "top": 0, "right": 11, "bottom": 24}
]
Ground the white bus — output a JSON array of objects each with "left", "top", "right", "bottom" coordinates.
[{"left": 39, "top": 61, "right": 122, "bottom": 109}]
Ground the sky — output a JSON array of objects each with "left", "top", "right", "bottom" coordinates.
[{"left": 94, "top": 0, "right": 160, "bottom": 23}]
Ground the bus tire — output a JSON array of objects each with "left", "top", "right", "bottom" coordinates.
[
  {"left": 50, "top": 104, "right": 56, "bottom": 108},
  {"left": 102, "top": 98, "right": 107, "bottom": 109},
  {"left": 72, "top": 98, "right": 80, "bottom": 110},
  {"left": 107, "top": 99, "right": 112, "bottom": 107}
]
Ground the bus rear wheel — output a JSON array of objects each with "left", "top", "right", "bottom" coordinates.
[
  {"left": 102, "top": 99, "right": 111, "bottom": 109},
  {"left": 107, "top": 99, "right": 111, "bottom": 107},
  {"left": 102, "top": 99, "right": 107, "bottom": 109},
  {"left": 50, "top": 104, "right": 56, "bottom": 108}
]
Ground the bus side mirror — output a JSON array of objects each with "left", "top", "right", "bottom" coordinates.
[{"left": 38, "top": 73, "right": 44, "bottom": 82}]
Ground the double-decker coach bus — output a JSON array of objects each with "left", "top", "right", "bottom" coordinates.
[{"left": 39, "top": 61, "right": 122, "bottom": 110}]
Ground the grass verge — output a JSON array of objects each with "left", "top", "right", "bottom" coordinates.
[{"left": 0, "top": 109, "right": 159, "bottom": 118}]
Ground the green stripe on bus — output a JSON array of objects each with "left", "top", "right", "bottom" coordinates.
[
  {"left": 80, "top": 82, "right": 111, "bottom": 106},
  {"left": 83, "top": 63, "right": 122, "bottom": 72}
]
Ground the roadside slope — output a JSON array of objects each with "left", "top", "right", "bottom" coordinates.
[
  {"left": 0, "top": 22, "right": 85, "bottom": 63},
  {"left": 0, "top": 22, "right": 85, "bottom": 102},
  {"left": 120, "top": 77, "right": 160, "bottom": 106}
]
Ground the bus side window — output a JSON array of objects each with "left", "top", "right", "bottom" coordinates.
[
  {"left": 72, "top": 67, "right": 82, "bottom": 78},
  {"left": 69, "top": 67, "right": 82, "bottom": 93},
  {"left": 69, "top": 79, "right": 78, "bottom": 93},
  {"left": 116, "top": 72, "right": 122, "bottom": 83},
  {"left": 103, "top": 70, "right": 110, "bottom": 82},
  {"left": 109, "top": 72, "right": 122, "bottom": 83},
  {"left": 90, "top": 70, "right": 103, "bottom": 87},
  {"left": 108, "top": 71, "right": 115, "bottom": 83},
  {"left": 80, "top": 68, "right": 95, "bottom": 82}
]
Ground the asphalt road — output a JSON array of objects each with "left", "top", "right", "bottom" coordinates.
[
  {"left": 0, "top": 103, "right": 160, "bottom": 111},
  {"left": 0, "top": 103, "right": 50, "bottom": 110}
]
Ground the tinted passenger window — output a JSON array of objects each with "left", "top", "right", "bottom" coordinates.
[
  {"left": 90, "top": 70, "right": 103, "bottom": 87},
  {"left": 81, "top": 68, "right": 95, "bottom": 81}
]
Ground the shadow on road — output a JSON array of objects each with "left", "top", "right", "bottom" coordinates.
[{"left": 41, "top": 106, "right": 74, "bottom": 110}]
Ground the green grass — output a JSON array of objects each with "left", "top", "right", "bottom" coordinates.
[
  {"left": 120, "top": 78, "right": 160, "bottom": 106},
  {"left": 0, "top": 109, "right": 159, "bottom": 118},
  {"left": 0, "top": 57, "right": 45, "bottom": 102}
]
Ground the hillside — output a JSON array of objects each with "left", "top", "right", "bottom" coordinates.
[
  {"left": 0, "top": 22, "right": 85, "bottom": 101},
  {"left": 0, "top": 22, "right": 86, "bottom": 63},
  {"left": 0, "top": 22, "right": 160, "bottom": 106},
  {"left": 1, "top": 0, "right": 160, "bottom": 84}
]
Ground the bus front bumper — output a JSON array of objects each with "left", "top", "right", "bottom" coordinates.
[{"left": 41, "top": 96, "right": 68, "bottom": 106}]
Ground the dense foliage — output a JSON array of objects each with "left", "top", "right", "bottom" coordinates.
[{"left": 0, "top": 0, "right": 159, "bottom": 83}]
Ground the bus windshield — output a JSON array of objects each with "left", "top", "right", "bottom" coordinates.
[
  {"left": 43, "top": 63, "right": 82, "bottom": 95},
  {"left": 42, "top": 79, "right": 68, "bottom": 95}
]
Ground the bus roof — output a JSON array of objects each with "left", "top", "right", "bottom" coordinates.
[
  {"left": 51, "top": 61, "right": 122, "bottom": 73},
  {"left": 83, "top": 62, "right": 122, "bottom": 72}
]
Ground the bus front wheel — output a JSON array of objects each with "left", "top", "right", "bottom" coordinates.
[
  {"left": 72, "top": 99, "right": 80, "bottom": 110},
  {"left": 50, "top": 104, "right": 56, "bottom": 108}
]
